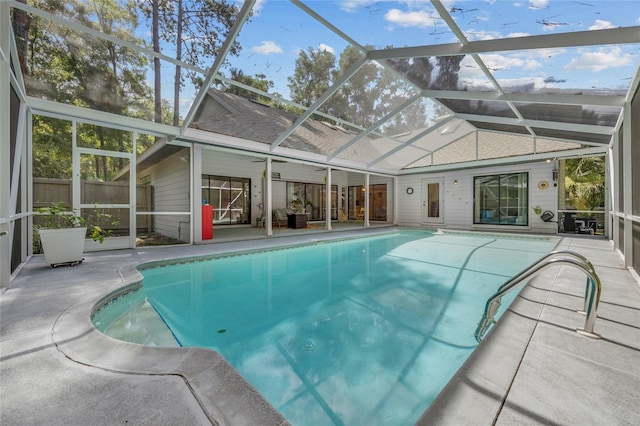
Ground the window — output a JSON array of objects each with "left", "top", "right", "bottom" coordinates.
[
  {"left": 286, "top": 182, "right": 337, "bottom": 220},
  {"left": 202, "top": 175, "right": 250, "bottom": 225},
  {"left": 474, "top": 172, "right": 528, "bottom": 226}
]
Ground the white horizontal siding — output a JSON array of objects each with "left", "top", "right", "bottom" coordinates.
[
  {"left": 141, "top": 149, "right": 191, "bottom": 242},
  {"left": 398, "top": 161, "right": 558, "bottom": 234}
]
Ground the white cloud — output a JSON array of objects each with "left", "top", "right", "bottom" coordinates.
[
  {"left": 385, "top": 8, "right": 439, "bottom": 28},
  {"left": 507, "top": 32, "right": 531, "bottom": 38},
  {"left": 464, "top": 30, "right": 499, "bottom": 41},
  {"left": 589, "top": 20, "right": 614, "bottom": 30},
  {"left": 528, "top": 0, "right": 549, "bottom": 9},
  {"left": 234, "top": 0, "right": 265, "bottom": 15},
  {"left": 318, "top": 43, "right": 335, "bottom": 54},
  {"left": 565, "top": 47, "right": 633, "bottom": 72},
  {"left": 339, "top": 0, "right": 377, "bottom": 13},
  {"left": 459, "top": 55, "right": 484, "bottom": 77},
  {"left": 252, "top": 41, "right": 283, "bottom": 55},
  {"left": 481, "top": 53, "right": 541, "bottom": 72}
]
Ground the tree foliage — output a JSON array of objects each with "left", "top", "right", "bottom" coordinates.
[
  {"left": 287, "top": 46, "right": 466, "bottom": 132},
  {"left": 564, "top": 157, "right": 605, "bottom": 210},
  {"left": 21, "top": 0, "right": 152, "bottom": 119},
  {"left": 288, "top": 47, "right": 336, "bottom": 108},
  {"left": 17, "top": 0, "right": 237, "bottom": 179},
  {"left": 139, "top": 0, "right": 241, "bottom": 125},
  {"left": 226, "top": 68, "right": 274, "bottom": 103}
]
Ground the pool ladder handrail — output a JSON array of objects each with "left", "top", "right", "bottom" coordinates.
[{"left": 474, "top": 250, "right": 602, "bottom": 343}]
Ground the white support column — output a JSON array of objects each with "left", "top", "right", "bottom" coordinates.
[
  {"left": 71, "top": 120, "right": 80, "bottom": 210},
  {"left": 27, "top": 110, "right": 33, "bottom": 257},
  {"left": 622, "top": 102, "right": 633, "bottom": 267},
  {"left": 0, "top": 1, "right": 11, "bottom": 288},
  {"left": 192, "top": 144, "right": 203, "bottom": 243},
  {"left": 364, "top": 173, "right": 370, "bottom": 227},
  {"left": 393, "top": 176, "right": 398, "bottom": 225},
  {"left": 326, "top": 167, "right": 332, "bottom": 231},
  {"left": 129, "top": 132, "right": 137, "bottom": 249},
  {"left": 266, "top": 158, "right": 273, "bottom": 236},
  {"left": 610, "top": 138, "right": 619, "bottom": 248},
  {"left": 19, "top": 105, "right": 27, "bottom": 264}
]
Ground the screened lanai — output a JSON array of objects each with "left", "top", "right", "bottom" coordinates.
[{"left": 1, "top": 0, "right": 640, "bottom": 286}]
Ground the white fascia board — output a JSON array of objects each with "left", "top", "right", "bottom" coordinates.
[
  {"left": 26, "top": 97, "right": 179, "bottom": 137},
  {"left": 455, "top": 112, "right": 615, "bottom": 135},
  {"left": 398, "top": 146, "right": 607, "bottom": 175}
]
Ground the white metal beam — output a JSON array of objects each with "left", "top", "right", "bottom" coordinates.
[
  {"left": 27, "top": 97, "right": 179, "bottom": 137},
  {"left": 455, "top": 113, "right": 615, "bottom": 136},
  {"left": 397, "top": 146, "right": 608, "bottom": 175},
  {"left": 1, "top": 0, "right": 11, "bottom": 287},
  {"left": 367, "top": 26, "right": 640, "bottom": 60}
]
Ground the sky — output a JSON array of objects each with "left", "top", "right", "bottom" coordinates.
[{"left": 220, "top": 0, "right": 640, "bottom": 101}]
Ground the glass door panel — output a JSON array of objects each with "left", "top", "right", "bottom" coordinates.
[
  {"left": 369, "top": 184, "right": 387, "bottom": 221},
  {"left": 348, "top": 185, "right": 366, "bottom": 220},
  {"left": 422, "top": 179, "right": 443, "bottom": 223}
]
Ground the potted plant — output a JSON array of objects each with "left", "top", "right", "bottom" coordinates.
[{"left": 35, "top": 202, "right": 113, "bottom": 268}]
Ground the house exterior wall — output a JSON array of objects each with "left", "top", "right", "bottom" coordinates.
[
  {"left": 198, "top": 149, "right": 395, "bottom": 225},
  {"left": 397, "top": 162, "right": 558, "bottom": 234},
  {"left": 139, "top": 149, "right": 191, "bottom": 242}
]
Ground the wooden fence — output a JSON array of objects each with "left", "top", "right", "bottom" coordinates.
[{"left": 33, "top": 178, "right": 153, "bottom": 232}]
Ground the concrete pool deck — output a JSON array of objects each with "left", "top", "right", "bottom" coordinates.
[{"left": 1, "top": 229, "right": 639, "bottom": 425}]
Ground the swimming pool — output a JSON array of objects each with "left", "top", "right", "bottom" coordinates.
[{"left": 94, "top": 230, "right": 558, "bottom": 425}]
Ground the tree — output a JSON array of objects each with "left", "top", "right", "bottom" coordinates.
[
  {"left": 22, "top": 0, "right": 152, "bottom": 118},
  {"left": 226, "top": 68, "right": 274, "bottom": 103},
  {"left": 20, "top": 0, "right": 155, "bottom": 179},
  {"left": 287, "top": 47, "right": 336, "bottom": 107},
  {"left": 140, "top": 0, "right": 241, "bottom": 125}
]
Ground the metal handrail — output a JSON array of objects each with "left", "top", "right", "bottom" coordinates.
[{"left": 475, "top": 251, "right": 602, "bottom": 342}]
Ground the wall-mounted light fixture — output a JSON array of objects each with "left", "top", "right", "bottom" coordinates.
[
  {"left": 552, "top": 167, "right": 558, "bottom": 187},
  {"left": 453, "top": 180, "right": 459, "bottom": 186}
]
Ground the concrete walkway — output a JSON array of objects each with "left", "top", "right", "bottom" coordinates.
[
  {"left": 2, "top": 230, "right": 639, "bottom": 425},
  {"left": 420, "top": 235, "right": 640, "bottom": 425}
]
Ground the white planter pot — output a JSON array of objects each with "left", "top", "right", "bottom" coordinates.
[{"left": 38, "top": 227, "right": 87, "bottom": 267}]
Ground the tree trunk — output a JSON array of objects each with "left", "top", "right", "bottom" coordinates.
[
  {"left": 152, "top": 0, "right": 162, "bottom": 124},
  {"left": 11, "top": 0, "right": 31, "bottom": 75},
  {"left": 173, "top": 0, "right": 183, "bottom": 126}
]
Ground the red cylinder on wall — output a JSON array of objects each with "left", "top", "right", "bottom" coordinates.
[{"left": 202, "top": 205, "right": 213, "bottom": 240}]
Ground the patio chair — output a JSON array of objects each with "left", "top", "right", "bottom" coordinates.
[{"left": 273, "top": 208, "right": 289, "bottom": 228}]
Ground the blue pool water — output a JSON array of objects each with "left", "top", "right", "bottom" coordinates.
[{"left": 96, "top": 230, "right": 558, "bottom": 425}]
